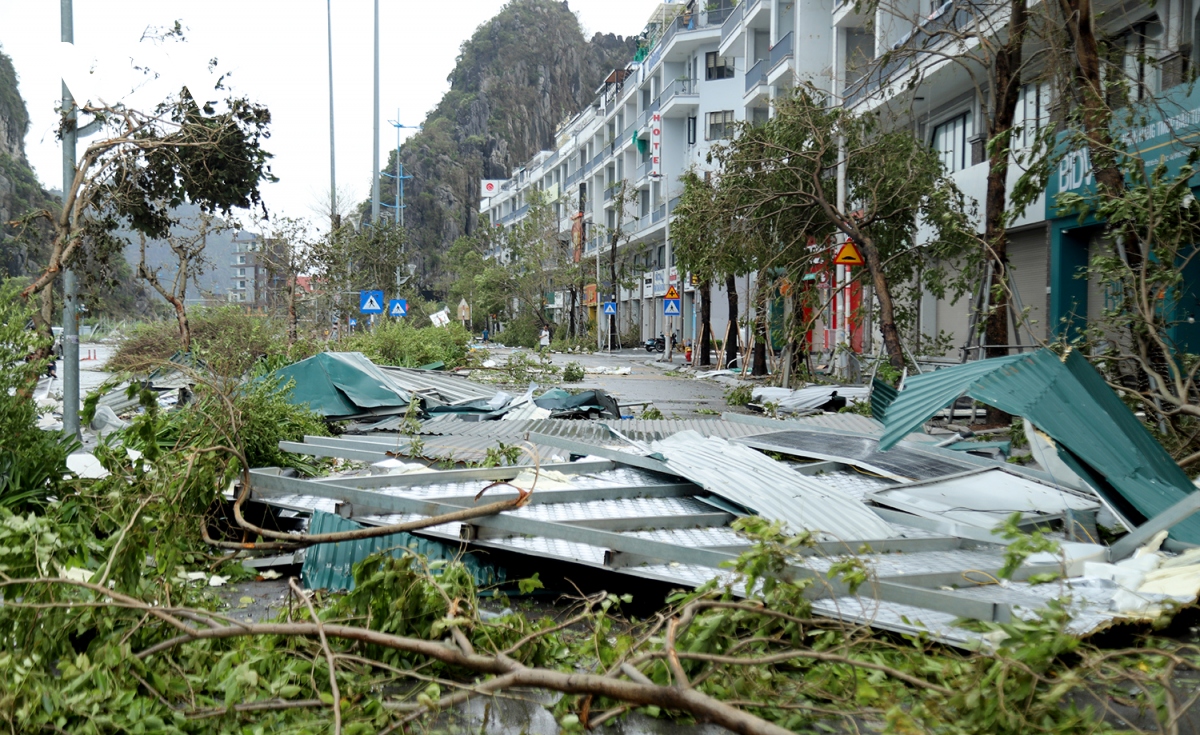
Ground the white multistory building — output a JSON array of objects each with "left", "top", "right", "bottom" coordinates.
[{"left": 481, "top": 0, "right": 1200, "bottom": 359}]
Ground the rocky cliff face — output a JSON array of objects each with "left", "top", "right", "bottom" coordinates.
[
  {"left": 0, "top": 45, "right": 53, "bottom": 277},
  {"left": 373, "top": 0, "right": 636, "bottom": 291}
]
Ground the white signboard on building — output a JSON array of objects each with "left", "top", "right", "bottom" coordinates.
[
  {"left": 650, "top": 112, "right": 661, "bottom": 178},
  {"left": 480, "top": 180, "right": 505, "bottom": 198}
]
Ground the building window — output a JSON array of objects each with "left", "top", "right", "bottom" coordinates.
[
  {"left": 237, "top": 255, "right": 246, "bottom": 265},
  {"left": 932, "top": 111, "right": 972, "bottom": 173},
  {"left": 1014, "top": 83, "right": 1050, "bottom": 148},
  {"left": 705, "top": 52, "right": 734, "bottom": 80},
  {"left": 238, "top": 280, "right": 247, "bottom": 289},
  {"left": 687, "top": 116, "right": 697, "bottom": 145},
  {"left": 1116, "top": 21, "right": 1163, "bottom": 104},
  {"left": 707, "top": 110, "right": 735, "bottom": 140}
]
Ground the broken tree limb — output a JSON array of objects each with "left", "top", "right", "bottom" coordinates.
[{"left": 289, "top": 578, "right": 342, "bottom": 735}]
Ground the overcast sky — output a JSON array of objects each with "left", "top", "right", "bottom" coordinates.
[{"left": 1, "top": 0, "right": 653, "bottom": 230}]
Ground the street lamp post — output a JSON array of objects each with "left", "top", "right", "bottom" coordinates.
[
  {"left": 385, "top": 111, "right": 420, "bottom": 226},
  {"left": 61, "top": 0, "right": 79, "bottom": 439}
]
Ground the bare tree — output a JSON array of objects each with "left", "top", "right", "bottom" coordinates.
[
  {"left": 136, "top": 215, "right": 220, "bottom": 353},
  {"left": 259, "top": 217, "right": 315, "bottom": 344}
]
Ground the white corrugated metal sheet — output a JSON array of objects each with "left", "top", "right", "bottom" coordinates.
[{"left": 649, "top": 431, "right": 899, "bottom": 541}]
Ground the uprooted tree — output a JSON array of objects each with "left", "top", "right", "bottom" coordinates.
[{"left": 19, "top": 79, "right": 274, "bottom": 357}]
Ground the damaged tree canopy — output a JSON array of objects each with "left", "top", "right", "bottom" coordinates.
[{"left": 879, "top": 349, "right": 1200, "bottom": 544}]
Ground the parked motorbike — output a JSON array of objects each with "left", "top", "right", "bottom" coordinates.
[{"left": 644, "top": 332, "right": 678, "bottom": 353}]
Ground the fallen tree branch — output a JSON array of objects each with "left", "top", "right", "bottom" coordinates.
[{"left": 290, "top": 578, "right": 342, "bottom": 735}]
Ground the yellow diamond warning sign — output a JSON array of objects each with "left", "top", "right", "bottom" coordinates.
[
  {"left": 664, "top": 285, "right": 680, "bottom": 300},
  {"left": 833, "top": 241, "right": 865, "bottom": 266}
]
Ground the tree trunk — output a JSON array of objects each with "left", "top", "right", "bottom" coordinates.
[
  {"left": 174, "top": 298, "right": 191, "bottom": 354},
  {"left": 752, "top": 297, "right": 769, "bottom": 376},
  {"left": 860, "top": 237, "right": 905, "bottom": 373},
  {"left": 699, "top": 279, "right": 713, "bottom": 366},
  {"left": 287, "top": 278, "right": 298, "bottom": 344},
  {"left": 724, "top": 273, "right": 740, "bottom": 368},
  {"left": 1057, "top": 0, "right": 1168, "bottom": 389},
  {"left": 609, "top": 233, "right": 619, "bottom": 349},
  {"left": 981, "top": 0, "right": 1028, "bottom": 424},
  {"left": 568, "top": 286, "right": 577, "bottom": 340}
]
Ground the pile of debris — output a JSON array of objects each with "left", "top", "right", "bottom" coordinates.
[{"left": 236, "top": 349, "right": 1200, "bottom": 648}]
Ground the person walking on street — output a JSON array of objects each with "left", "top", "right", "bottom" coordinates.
[{"left": 539, "top": 327, "right": 550, "bottom": 348}]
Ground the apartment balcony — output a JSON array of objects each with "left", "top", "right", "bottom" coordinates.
[
  {"left": 660, "top": 77, "right": 699, "bottom": 117},
  {"left": 718, "top": 1, "right": 745, "bottom": 56},
  {"left": 651, "top": 204, "right": 666, "bottom": 224},
  {"left": 845, "top": 2, "right": 976, "bottom": 107},
  {"left": 639, "top": 97, "right": 662, "bottom": 129},
  {"left": 604, "top": 185, "right": 615, "bottom": 202},
  {"left": 652, "top": 6, "right": 730, "bottom": 73},
  {"left": 767, "top": 31, "right": 794, "bottom": 84},
  {"left": 744, "top": 0, "right": 768, "bottom": 28},
  {"left": 744, "top": 58, "right": 768, "bottom": 96},
  {"left": 637, "top": 159, "right": 654, "bottom": 182}
]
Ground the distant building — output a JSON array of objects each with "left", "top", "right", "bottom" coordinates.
[{"left": 228, "top": 231, "right": 263, "bottom": 305}]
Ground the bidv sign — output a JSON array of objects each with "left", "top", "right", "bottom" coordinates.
[{"left": 1057, "top": 148, "right": 1095, "bottom": 194}]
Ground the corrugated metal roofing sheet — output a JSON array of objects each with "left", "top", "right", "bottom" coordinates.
[
  {"left": 416, "top": 417, "right": 773, "bottom": 443},
  {"left": 879, "top": 350, "right": 1200, "bottom": 543},
  {"left": 377, "top": 366, "right": 500, "bottom": 404},
  {"left": 736, "top": 430, "right": 971, "bottom": 480},
  {"left": 722, "top": 410, "right": 890, "bottom": 436},
  {"left": 649, "top": 431, "right": 899, "bottom": 540},
  {"left": 300, "top": 510, "right": 504, "bottom": 591},
  {"left": 285, "top": 434, "right": 566, "bottom": 466}
]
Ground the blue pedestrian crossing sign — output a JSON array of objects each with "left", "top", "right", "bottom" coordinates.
[
  {"left": 388, "top": 298, "right": 408, "bottom": 317},
  {"left": 601, "top": 301, "right": 617, "bottom": 315},
  {"left": 349, "top": 318, "right": 358, "bottom": 327},
  {"left": 359, "top": 290, "right": 384, "bottom": 314},
  {"left": 663, "top": 298, "right": 681, "bottom": 316}
]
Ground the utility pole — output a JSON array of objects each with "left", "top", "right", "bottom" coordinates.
[
  {"left": 61, "top": 0, "right": 79, "bottom": 439},
  {"left": 370, "top": 0, "right": 380, "bottom": 224},
  {"left": 386, "top": 111, "right": 419, "bottom": 226},
  {"left": 327, "top": 0, "right": 337, "bottom": 231}
]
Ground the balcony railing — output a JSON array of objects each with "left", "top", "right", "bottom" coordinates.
[
  {"left": 638, "top": 159, "right": 654, "bottom": 180},
  {"left": 745, "top": 58, "right": 767, "bottom": 93},
  {"left": 769, "top": 31, "right": 793, "bottom": 72},
  {"left": 660, "top": 77, "right": 698, "bottom": 108},
  {"left": 651, "top": 204, "right": 666, "bottom": 223},
  {"left": 720, "top": 1, "right": 745, "bottom": 44},
  {"left": 604, "top": 185, "right": 615, "bottom": 201},
  {"left": 845, "top": 2, "right": 974, "bottom": 106}
]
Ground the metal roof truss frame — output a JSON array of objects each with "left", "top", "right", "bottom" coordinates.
[{"left": 247, "top": 468, "right": 1034, "bottom": 624}]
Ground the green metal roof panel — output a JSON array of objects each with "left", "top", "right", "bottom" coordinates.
[
  {"left": 300, "top": 510, "right": 505, "bottom": 592},
  {"left": 273, "top": 352, "right": 412, "bottom": 419},
  {"left": 879, "top": 350, "right": 1200, "bottom": 543}
]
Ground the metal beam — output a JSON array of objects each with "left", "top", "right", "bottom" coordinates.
[
  {"left": 1108, "top": 489, "right": 1200, "bottom": 560},
  {"left": 525, "top": 433, "right": 680, "bottom": 476},
  {"left": 309, "top": 460, "right": 618, "bottom": 488},
  {"left": 247, "top": 469, "right": 1012, "bottom": 622},
  {"left": 870, "top": 508, "right": 1012, "bottom": 546},
  {"left": 279, "top": 441, "right": 389, "bottom": 462}
]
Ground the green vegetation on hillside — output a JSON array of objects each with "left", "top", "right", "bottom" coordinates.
[{"left": 374, "top": 0, "right": 636, "bottom": 292}]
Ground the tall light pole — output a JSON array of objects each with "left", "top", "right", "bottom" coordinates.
[
  {"left": 327, "top": 0, "right": 337, "bottom": 231},
  {"left": 370, "top": 0, "right": 381, "bottom": 224},
  {"left": 61, "top": 0, "right": 79, "bottom": 439}
]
